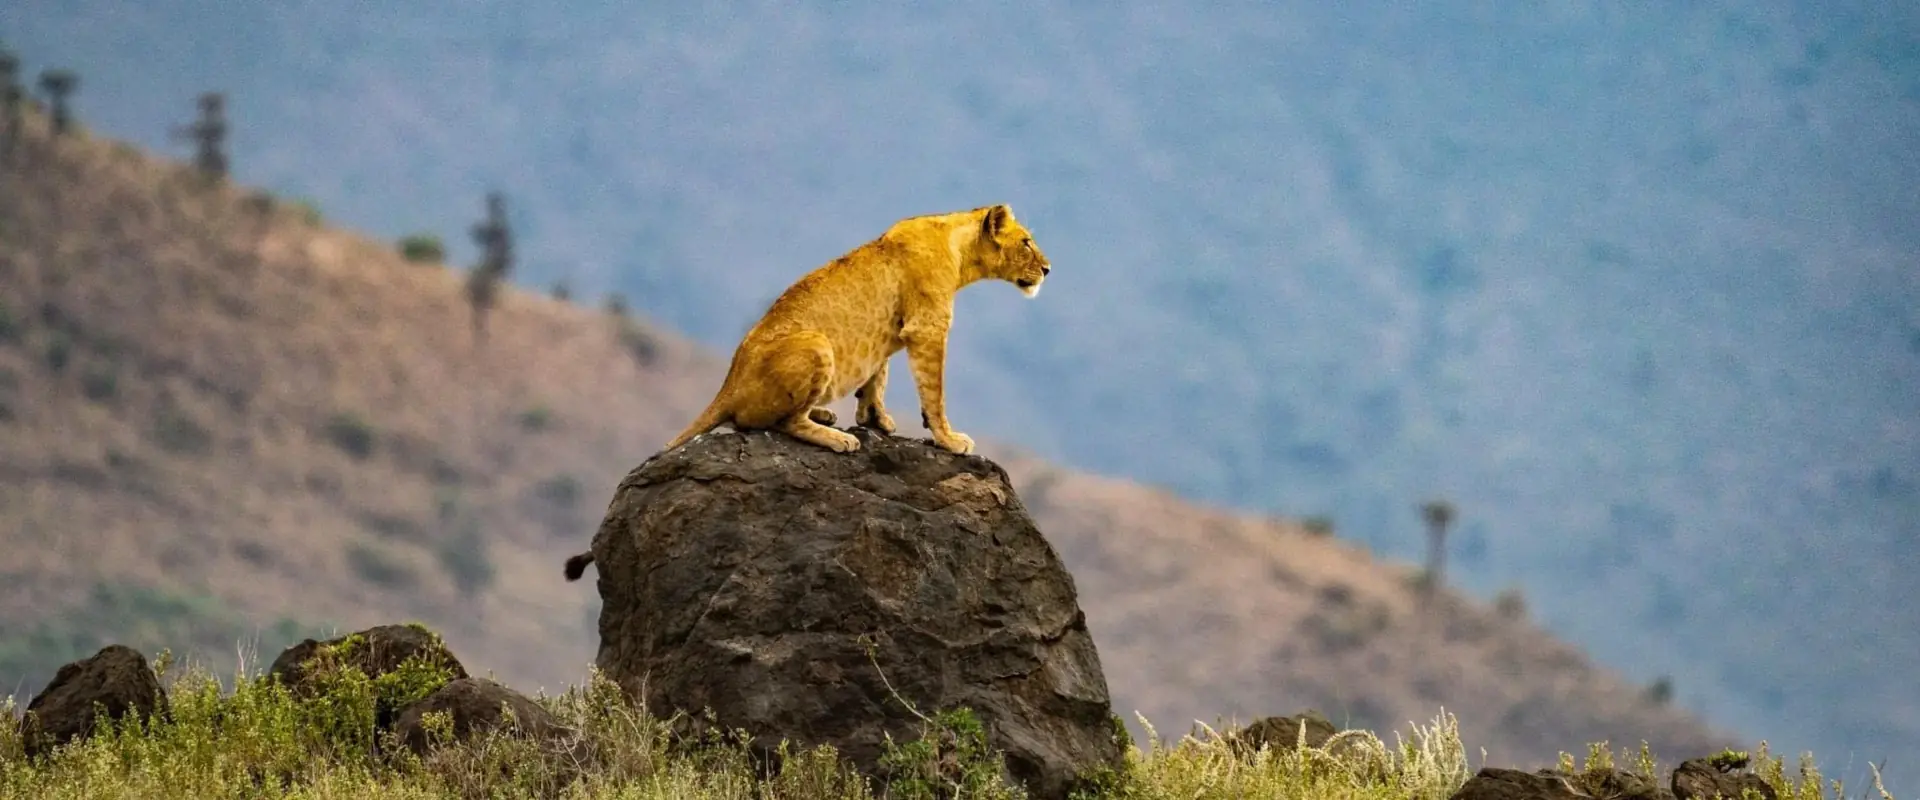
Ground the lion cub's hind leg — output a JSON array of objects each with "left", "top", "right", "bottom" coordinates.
[{"left": 731, "top": 330, "right": 860, "bottom": 453}]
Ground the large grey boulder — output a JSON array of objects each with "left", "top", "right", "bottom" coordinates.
[{"left": 568, "top": 427, "right": 1125, "bottom": 799}]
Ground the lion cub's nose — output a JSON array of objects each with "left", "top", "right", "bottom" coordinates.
[{"left": 1041, "top": 264, "right": 1051, "bottom": 275}]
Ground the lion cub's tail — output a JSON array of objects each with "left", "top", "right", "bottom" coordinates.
[
  {"left": 563, "top": 551, "right": 594, "bottom": 581},
  {"left": 663, "top": 396, "right": 730, "bottom": 452}
]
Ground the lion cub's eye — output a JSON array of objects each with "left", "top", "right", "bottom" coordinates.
[{"left": 1022, "top": 238, "right": 1034, "bottom": 250}]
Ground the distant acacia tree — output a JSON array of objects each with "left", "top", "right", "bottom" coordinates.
[
  {"left": 463, "top": 192, "right": 514, "bottom": 343},
  {"left": 37, "top": 68, "right": 77, "bottom": 136},
  {"left": 171, "top": 92, "right": 228, "bottom": 181},
  {"left": 549, "top": 279, "right": 571, "bottom": 302},
  {"left": 1419, "top": 499, "right": 1456, "bottom": 594}
]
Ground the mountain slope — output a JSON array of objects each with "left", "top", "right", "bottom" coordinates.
[{"left": 0, "top": 111, "right": 1733, "bottom": 767}]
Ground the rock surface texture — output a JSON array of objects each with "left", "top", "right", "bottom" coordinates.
[
  {"left": 580, "top": 428, "right": 1124, "bottom": 799},
  {"left": 1670, "top": 756, "right": 1776, "bottom": 800},
  {"left": 17, "top": 644, "right": 168, "bottom": 759},
  {"left": 1448, "top": 753, "right": 1781, "bottom": 800},
  {"left": 392, "top": 677, "right": 567, "bottom": 755}
]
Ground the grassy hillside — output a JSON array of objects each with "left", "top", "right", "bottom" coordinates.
[
  {"left": 0, "top": 110, "right": 1739, "bottom": 769},
  {"left": 5, "top": 4, "right": 1914, "bottom": 779}
]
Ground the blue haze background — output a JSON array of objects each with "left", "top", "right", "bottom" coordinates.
[{"left": 6, "top": 0, "right": 1918, "bottom": 786}]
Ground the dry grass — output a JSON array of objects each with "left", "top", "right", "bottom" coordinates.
[
  {"left": 2, "top": 106, "right": 1727, "bottom": 773},
  {"left": 0, "top": 656, "right": 1881, "bottom": 800}
]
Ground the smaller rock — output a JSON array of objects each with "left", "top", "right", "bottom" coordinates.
[
  {"left": 17, "top": 644, "right": 168, "bottom": 759},
  {"left": 1672, "top": 754, "right": 1777, "bottom": 800},
  {"left": 392, "top": 678, "right": 568, "bottom": 755},
  {"left": 268, "top": 623, "right": 468, "bottom": 730},
  {"left": 1447, "top": 767, "right": 1587, "bottom": 800},
  {"left": 268, "top": 623, "right": 468, "bottom": 692},
  {"left": 1229, "top": 710, "right": 1338, "bottom": 755},
  {"left": 1541, "top": 766, "right": 1673, "bottom": 800}
]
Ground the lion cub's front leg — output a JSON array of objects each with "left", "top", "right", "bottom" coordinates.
[
  {"left": 854, "top": 361, "right": 897, "bottom": 435},
  {"left": 903, "top": 319, "right": 974, "bottom": 455}
]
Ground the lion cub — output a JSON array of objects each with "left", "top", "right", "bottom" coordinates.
[{"left": 663, "top": 204, "right": 1052, "bottom": 455}]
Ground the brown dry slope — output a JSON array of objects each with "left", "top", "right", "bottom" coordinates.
[{"left": 0, "top": 109, "right": 1730, "bottom": 767}]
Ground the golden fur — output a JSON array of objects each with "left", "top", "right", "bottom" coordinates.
[{"left": 663, "top": 204, "right": 1052, "bottom": 455}]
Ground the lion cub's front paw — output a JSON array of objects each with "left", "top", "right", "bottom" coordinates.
[
  {"left": 825, "top": 429, "right": 862, "bottom": 453},
  {"left": 933, "top": 430, "right": 975, "bottom": 455},
  {"left": 859, "top": 408, "right": 897, "bottom": 435}
]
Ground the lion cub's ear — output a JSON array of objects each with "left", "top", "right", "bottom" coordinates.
[{"left": 982, "top": 204, "right": 1012, "bottom": 237}]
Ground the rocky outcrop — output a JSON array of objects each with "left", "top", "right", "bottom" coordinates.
[
  {"left": 1448, "top": 751, "right": 1779, "bottom": 800},
  {"left": 1671, "top": 754, "right": 1776, "bottom": 800},
  {"left": 391, "top": 677, "right": 568, "bottom": 755},
  {"left": 16, "top": 644, "right": 168, "bottom": 760},
  {"left": 269, "top": 624, "right": 468, "bottom": 690},
  {"left": 1227, "top": 709, "right": 1339, "bottom": 756},
  {"left": 572, "top": 427, "right": 1126, "bottom": 799},
  {"left": 268, "top": 623, "right": 468, "bottom": 730},
  {"left": 1448, "top": 768, "right": 1594, "bottom": 800}
]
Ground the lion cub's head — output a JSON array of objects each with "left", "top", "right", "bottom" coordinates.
[{"left": 974, "top": 204, "right": 1051, "bottom": 298}]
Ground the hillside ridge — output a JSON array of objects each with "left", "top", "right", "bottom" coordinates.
[{"left": 0, "top": 109, "right": 1728, "bottom": 767}]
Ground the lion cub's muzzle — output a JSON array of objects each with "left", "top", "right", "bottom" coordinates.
[{"left": 1016, "top": 265, "right": 1048, "bottom": 297}]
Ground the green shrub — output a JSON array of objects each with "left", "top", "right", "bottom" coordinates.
[
  {"left": 43, "top": 332, "right": 71, "bottom": 373},
  {"left": 436, "top": 522, "right": 494, "bottom": 598},
  {"left": 1645, "top": 676, "right": 1674, "bottom": 705},
  {"left": 1493, "top": 586, "right": 1527, "bottom": 620},
  {"left": 517, "top": 406, "right": 553, "bottom": 432},
  {"left": 1302, "top": 516, "right": 1336, "bottom": 536},
  {"left": 323, "top": 412, "right": 376, "bottom": 460},
  {"left": 534, "top": 474, "right": 581, "bottom": 508},
  {"left": 619, "top": 321, "right": 660, "bottom": 365},
  {"left": 290, "top": 197, "right": 323, "bottom": 225},
  {"left": 0, "top": 301, "right": 20, "bottom": 344},
  {"left": 878, "top": 706, "right": 1022, "bottom": 800},
  {"left": 397, "top": 234, "right": 445, "bottom": 264},
  {"left": 151, "top": 406, "right": 212, "bottom": 455},
  {"left": 345, "top": 542, "right": 415, "bottom": 589},
  {"left": 79, "top": 366, "right": 116, "bottom": 402}
]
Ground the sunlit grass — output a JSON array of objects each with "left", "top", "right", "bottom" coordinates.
[{"left": 0, "top": 656, "right": 1895, "bottom": 800}]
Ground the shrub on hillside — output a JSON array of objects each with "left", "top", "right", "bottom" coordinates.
[
  {"left": 435, "top": 523, "right": 494, "bottom": 599},
  {"left": 345, "top": 542, "right": 415, "bottom": 589},
  {"left": 0, "top": 301, "right": 20, "bottom": 344},
  {"left": 0, "top": 582, "right": 318, "bottom": 701},
  {"left": 1494, "top": 586, "right": 1528, "bottom": 620},
  {"left": 150, "top": 406, "right": 212, "bottom": 455},
  {"left": 42, "top": 333, "right": 71, "bottom": 373},
  {"left": 79, "top": 366, "right": 116, "bottom": 402},
  {"left": 323, "top": 412, "right": 376, "bottom": 460},
  {"left": 397, "top": 234, "right": 445, "bottom": 264},
  {"left": 517, "top": 406, "right": 553, "bottom": 432},
  {"left": 533, "top": 474, "right": 581, "bottom": 508},
  {"left": 290, "top": 198, "right": 323, "bottom": 225}
]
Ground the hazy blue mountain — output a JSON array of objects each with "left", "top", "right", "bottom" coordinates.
[{"left": 7, "top": 0, "right": 1918, "bottom": 785}]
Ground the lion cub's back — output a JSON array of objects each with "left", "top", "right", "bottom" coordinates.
[{"left": 745, "top": 247, "right": 908, "bottom": 394}]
